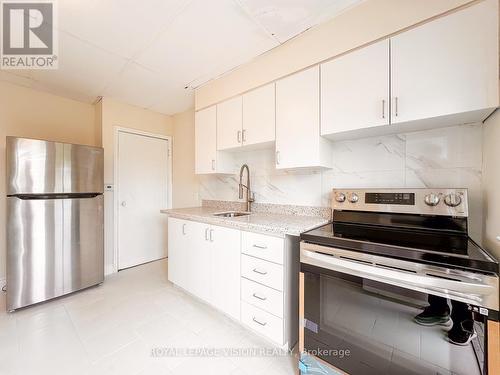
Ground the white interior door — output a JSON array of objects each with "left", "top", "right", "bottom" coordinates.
[{"left": 118, "top": 131, "right": 169, "bottom": 270}]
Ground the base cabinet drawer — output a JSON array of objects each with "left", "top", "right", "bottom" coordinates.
[
  {"left": 241, "top": 254, "right": 284, "bottom": 291},
  {"left": 241, "top": 278, "right": 283, "bottom": 318},
  {"left": 241, "top": 301, "right": 284, "bottom": 345},
  {"left": 241, "top": 231, "right": 284, "bottom": 264}
]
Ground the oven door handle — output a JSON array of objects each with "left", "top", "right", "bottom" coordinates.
[{"left": 301, "top": 248, "right": 499, "bottom": 310}]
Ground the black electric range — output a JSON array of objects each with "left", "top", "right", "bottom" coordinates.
[
  {"left": 301, "top": 189, "right": 498, "bottom": 275},
  {"left": 299, "top": 189, "right": 499, "bottom": 375}
]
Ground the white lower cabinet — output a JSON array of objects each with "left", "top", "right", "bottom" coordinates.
[
  {"left": 186, "top": 221, "right": 211, "bottom": 303},
  {"left": 167, "top": 217, "right": 188, "bottom": 289},
  {"left": 168, "top": 217, "right": 240, "bottom": 316},
  {"left": 168, "top": 217, "right": 296, "bottom": 349},
  {"left": 241, "top": 278, "right": 283, "bottom": 318},
  {"left": 209, "top": 225, "right": 241, "bottom": 320},
  {"left": 241, "top": 254, "right": 284, "bottom": 292},
  {"left": 241, "top": 301, "right": 284, "bottom": 345}
]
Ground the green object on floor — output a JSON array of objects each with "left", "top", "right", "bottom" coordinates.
[{"left": 299, "top": 353, "right": 343, "bottom": 374}]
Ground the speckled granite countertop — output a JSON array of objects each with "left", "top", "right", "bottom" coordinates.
[{"left": 160, "top": 206, "right": 330, "bottom": 237}]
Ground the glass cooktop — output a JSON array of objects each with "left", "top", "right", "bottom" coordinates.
[{"left": 301, "top": 222, "right": 498, "bottom": 275}]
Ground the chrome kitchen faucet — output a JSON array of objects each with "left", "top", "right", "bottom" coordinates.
[{"left": 239, "top": 164, "right": 254, "bottom": 212}]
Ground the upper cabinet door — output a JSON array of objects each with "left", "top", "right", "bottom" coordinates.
[
  {"left": 276, "top": 66, "right": 331, "bottom": 170},
  {"left": 242, "top": 83, "right": 275, "bottom": 147},
  {"left": 391, "top": 0, "right": 498, "bottom": 124},
  {"left": 321, "top": 40, "right": 390, "bottom": 137},
  {"left": 195, "top": 106, "right": 217, "bottom": 174},
  {"left": 217, "top": 96, "right": 243, "bottom": 151}
]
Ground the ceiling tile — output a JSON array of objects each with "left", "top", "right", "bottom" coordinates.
[
  {"left": 58, "top": 0, "right": 191, "bottom": 59},
  {"left": 236, "top": 0, "right": 362, "bottom": 43},
  {"left": 30, "top": 31, "right": 128, "bottom": 102},
  {"left": 148, "top": 88, "right": 194, "bottom": 115},
  {"left": 135, "top": 0, "right": 278, "bottom": 87},
  {"left": 103, "top": 62, "right": 173, "bottom": 109},
  {"left": 2, "top": 0, "right": 363, "bottom": 113},
  {"left": 0, "top": 71, "right": 36, "bottom": 89}
]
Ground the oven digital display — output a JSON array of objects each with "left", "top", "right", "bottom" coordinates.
[{"left": 365, "top": 192, "right": 415, "bottom": 205}]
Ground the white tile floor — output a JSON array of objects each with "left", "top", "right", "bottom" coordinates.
[{"left": 0, "top": 260, "right": 298, "bottom": 375}]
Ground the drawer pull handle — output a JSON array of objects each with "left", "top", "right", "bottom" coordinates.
[
  {"left": 252, "top": 317, "right": 267, "bottom": 326},
  {"left": 252, "top": 268, "right": 268, "bottom": 275},
  {"left": 252, "top": 244, "right": 267, "bottom": 249},
  {"left": 252, "top": 293, "right": 267, "bottom": 301}
]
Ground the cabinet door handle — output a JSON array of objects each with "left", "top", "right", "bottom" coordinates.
[
  {"left": 394, "top": 97, "right": 398, "bottom": 117},
  {"left": 382, "top": 99, "right": 386, "bottom": 119},
  {"left": 252, "top": 317, "right": 267, "bottom": 326},
  {"left": 205, "top": 228, "right": 209, "bottom": 241},
  {"left": 209, "top": 229, "right": 214, "bottom": 242},
  {"left": 182, "top": 224, "right": 186, "bottom": 235},
  {"left": 211, "top": 159, "right": 216, "bottom": 171},
  {"left": 237, "top": 130, "right": 242, "bottom": 143},
  {"left": 252, "top": 244, "right": 267, "bottom": 250},
  {"left": 242, "top": 129, "right": 247, "bottom": 142},
  {"left": 252, "top": 293, "right": 267, "bottom": 301},
  {"left": 252, "top": 268, "right": 267, "bottom": 275},
  {"left": 275, "top": 151, "right": 280, "bottom": 165}
]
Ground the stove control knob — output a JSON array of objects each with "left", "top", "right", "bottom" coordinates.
[
  {"left": 444, "top": 193, "right": 462, "bottom": 207},
  {"left": 424, "top": 193, "right": 440, "bottom": 206},
  {"left": 348, "top": 193, "right": 359, "bottom": 203},
  {"left": 335, "top": 192, "right": 346, "bottom": 203}
]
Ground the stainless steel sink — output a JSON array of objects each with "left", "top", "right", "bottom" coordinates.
[{"left": 213, "top": 211, "right": 251, "bottom": 218}]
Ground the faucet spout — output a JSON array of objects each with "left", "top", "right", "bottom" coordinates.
[{"left": 239, "top": 164, "right": 254, "bottom": 212}]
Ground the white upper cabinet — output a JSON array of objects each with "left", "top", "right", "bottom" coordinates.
[
  {"left": 195, "top": 106, "right": 217, "bottom": 174},
  {"left": 217, "top": 96, "right": 243, "bottom": 151},
  {"left": 276, "top": 66, "right": 331, "bottom": 170},
  {"left": 242, "top": 83, "right": 275, "bottom": 148},
  {"left": 216, "top": 84, "right": 276, "bottom": 151},
  {"left": 321, "top": 40, "right": 390, "bottom": 138},
  {"left": 195, "top": 105, "right": 233, "bottom": 174},
  {"left": 390, "top": 0, "right": 498, "bottom": 125}
]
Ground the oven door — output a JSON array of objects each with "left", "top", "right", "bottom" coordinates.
[{"left": 299, "top": 244, "right": 499, "bottom": 375}]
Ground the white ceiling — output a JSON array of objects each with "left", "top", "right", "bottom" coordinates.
[{"left": 0, "top": 0, "right": 361, "bottom": 115}]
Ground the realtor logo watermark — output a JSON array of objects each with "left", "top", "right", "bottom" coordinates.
[{"left": 1, "top": 0, "right": 58, "bottom": 69}]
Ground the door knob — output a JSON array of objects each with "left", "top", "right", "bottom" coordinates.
[{"left": 121, "top": 201, "right": 127, "bottom": 207}]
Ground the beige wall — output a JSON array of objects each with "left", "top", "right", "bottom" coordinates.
[
  {"left": 195, "top": 0, "right": 477, "bottom": 109},
  {"left": 0, "top": 81, "right": 97, "bottom": 281},
  {"left": 100, "top": 97, "right": 174, "bottom": 273},
  {"left": 172, "top": 109, "right": 199, "bottom": 208},
  {"left": 483, "top": 110, "right": 500, "bottom": 260}
]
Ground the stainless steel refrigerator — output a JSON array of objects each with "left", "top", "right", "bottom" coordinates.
[{"left": 6, "top": 137, "right": 104, "bottom": 311}]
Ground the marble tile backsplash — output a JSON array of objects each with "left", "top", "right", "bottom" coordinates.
[{"left": 198, "top": 123, "right": 483, "bottom": 241}]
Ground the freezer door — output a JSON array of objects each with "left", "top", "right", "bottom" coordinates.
[
  {"left": 7, "top": 197, "right": 64, "bottom": 311},
  {"left": 6, "top": 137, "right": 64, "bottom": 195},
  {"left": 63, "top": 195, "right": 104, "bottom": 294},
  {"left": 63, "top": 143, "right": 103, "bottom": 193}
]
